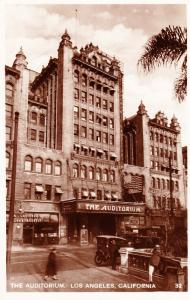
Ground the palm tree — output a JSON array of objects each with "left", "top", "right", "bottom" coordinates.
[{"left": 138, "top": 26, "right": 187, "bottom": 102}]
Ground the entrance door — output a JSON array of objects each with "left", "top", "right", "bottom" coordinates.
[
  {"left": 23, "top": 224, "right": 33, "bottom": 244},
  {"left": 100, "top": 215, "right": 116, "bottom": 235}
]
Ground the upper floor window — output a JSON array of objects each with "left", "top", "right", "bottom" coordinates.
[
  {"left": 89, "top": 111, "right": 94, "bottom": 122},
  {"left": 24, "top": 182, "right": 32, "bottom": 200},
  {"left": 35, "top": 157, "right": 43, "bottom": 173},
  {"left": 89, "top": 128, "right": 94, "bottom": 140},
  {"left": 73, "top": 163, "right": 79, "bottom": 178},
  {"left": 39, "top": 131, "right": 45, "bottom": 142},
  {"left": 45, "top": 159, "right": 52, "bottom": 174},
  {"left": 81, "top": 91, "right": 87, "bottom": 103},
  {"left": 89, "top": 167, "right": 95, "bottom": 180},
  {"left": 103, "top": 169, "right": 108, "bottom": 182},
  {"left": 96, "top": 97, "right": 101, "bottom": 108},
  {"left": 81, "top": 74, "right": 87, "bottom": 87},
  {"left": 162, "top": 179, "right": 166, "bottom": 189},
  {"left": 6, "top": 152, "right": 10, "bottom": 169},
  {"left": 96, "top": 168, "right": 101, "bottom": 181},
  {"left": 31, "top": 111, "right": 37, "bottom": 124},
  {"left": 6, "top": 83, "right": 14, "bottom": 98},
  {"left": 155, "top": 133, "right": 159, "bottom": 142},
  {"left": 110, "top": 170, "right": 115, "bottom": 183},
  {"left": 91, "top": 56, "right": 97, "bottom": 67},
  {"left": 6, "top": 104, "right": 13, "bottom": 118},
  {"left": 109, "top": 118, "right": 114, "bottom": 129},
  {"left": 81, "top": 126, "right": 87, "bottom": 138},
  {"left": 6, "top": 126, "right": 11, "bottom": 141},
  {"left": 102, "top": 132, "right": 108, "bottom": 144},
  {"left": 31, "top": 129, "right": 37, "bottom": 141},
  {"left": 74, "top": 124, "right": 79, "bottom": 136},
  {"left": 81, "top": 165, "right": 87, "bottom": 179},
  {"left": 39, "top": 114, "right": 45, "bottom": 126},
  {"left": 102, "top": 116, "right": 108, "bottom": 127},
  {"left": 74, "top": 70, "right": 79, "bottom": 83},
  {"left": 96, "top": 130, "right": 101, "bottom": 142},
  {"left": 102, "top": 99, "right": 108, "bottom": 110},
  {"left": 152, "top": 177, "right": 156, "bottom": 188},
  {"left": 74, "top": 88, "right": 79, "bottom": 100},
  {"left": 89, "top": 94, "right": 94, "bottom": 105},
  {"left": 109, "top": 102, "right": 114, "bottom": 112},
  {"left": 55, "top": 161, "right": 61, "bottom": 175},
  {"left": 74, "top": 106, "right": 79, "bottom": 119},
  {"left": 110, "top": 134, "right": 114, "bottom": 145},
  {"left": 24, "top": 155, "right": 33, "bottom": 171},
  {"left": 81, "top": 108, "right": 87, "bottom": 121},
  {"left": 157, "top": 178, "right": 160, "bottom": 189}
]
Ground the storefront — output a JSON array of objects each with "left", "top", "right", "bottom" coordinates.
[
  {"left": 13, "top": 212, "right": 59, "bottom": 245},
  {"left": 61, "top": 199, "right": 145, "bottom": 244}
]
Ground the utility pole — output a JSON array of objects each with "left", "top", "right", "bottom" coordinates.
[{"left": 6, "top": 112, "right": 19, "bottom": 279}]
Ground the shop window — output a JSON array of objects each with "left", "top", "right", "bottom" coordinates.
[
  {"left": 102, "top": 132, "right": 108, "bottom": 144},
  {"left": 6, "top": 83, "right": 14, "bottom": 97},
  {"left": 6, "top": 104, "right": 13, "bottom": 118},
  {"left": 103, "top": 169, "right": 108, "bottom": 182},
  {"left": 89, "top": 111, "right": 94, "bottom": 122},
  {"left": 74, "top": 70, "right": 79, "bottom": 83},
  {"left": 89, "top": 94, "right": 94, "bottom": 105},
  {"left": 74, "top": 88, "right": 79, "bottom": 100},
  {"left": 45, "top": 185, "right": 52, "bottom": 200},
  {"left": 74, "top": 124, "right": 79, "bottom": 136},
  {"left": 73, "top": 164, "right": 79, "bottom": 178},
  {"left": 55, "top": 161, "right": 61, "bottom": 175},
  {"left": 96, "top": 97, "right": 101, "bottom": 108},
  {"left": 24, "top": 155, "right": 33, "bottom": 171},
  {"left": 81, "top": 74, "right": 87, "bottom": 87},
  {"left": 6, "top": 151, "right": 10, "bottom": 169},
  {"left": 39, "top": 131, "right": 45, "bottom": 142},
  {"left": 110, "top": 134, "right": 114, "bottom": 145},
  {"left": 35, "top": 157, "right": 43, "bottom": 173},
  {"left": 39, "top": 114, "right": 45, "bottom": 126},
  {"left": 81, "top": 126, "right": 87, "bottom": 138},
  {"left": 96, "top": 168, "right": 101, "bottom": 181},
  {"left": 89, "top": 128, "right": 94, "bottom": 140},
  {"left": 96, "top": 131, "right": 101, "bottom": 142},
  {"left": 81, "top": 165, "right": 87, "bottom": 179},
  {"left": 81, "top": 91, "right": 87, "bottom": 103},
  {"left": 97, "top": 190, "right": 102, "bottom": 200},
  {"left": 109, "top": 102, "right": 114, "bottom": 112},
  {"left": 24, "top": 182, "right": 32, "bottom": 200},
  {"left": 6, "top": 126, "right": 11, "bottom": 141},
  {"left": 31, "top": 129, "right": 37, "bottom": 141},
  {"left": 81, "top": 108, "right": 87, "bottom": 121},
  {"left": 31, "top": 111, "right": 37, "bottom": 124},
  {"left": 109, "top": 118, "right": 114, "bottom": 129},
  {"left": 102, "top": 99, "right": 108, "bottom": 110},
  {"left": 35, "top": 184, "right": 44, "bottom": 200},
  {"left": 45, "top": 159, "right": 52, "bottom": 174},
  {"left": 74, "top": 106, "right": 79, "bottom": 119},
  {"left": 89, "top": 167, "right": 94, "bottom": 180},
  {"left": 110, "top": 170, "right": 115, "bottom": 183}
]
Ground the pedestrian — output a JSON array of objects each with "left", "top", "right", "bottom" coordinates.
[
  {"left": 109, "top": 239, "right": 118, "bottom": 270},
  {"left": 148, "top": 244, "right": 161, "bottom": 283},
  {"left": 44, "top": 247, "right": 58, "bottom": 280}
]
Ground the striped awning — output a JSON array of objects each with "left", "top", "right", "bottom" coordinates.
[
  {"left": 55, "top": 187, "right": 63, "bottom": 194},
  {"left": 105, "top": 192, "right": 111, "bottom": 199},
  {"left": 90, "top": 191, "right": 96, "bottom": 198},
  {"left": 97, "top": 149, "right": 104, "bottom": 154},
  {"left": 110, "top": 152, "right": 117, "bottom": 158},
  {"left": 35, "top": 185, "right": 44, "bottom": 192}
]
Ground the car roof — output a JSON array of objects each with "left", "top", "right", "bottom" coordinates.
[{"left": 96, "top": 235, "right": 127, "bottom": 241}]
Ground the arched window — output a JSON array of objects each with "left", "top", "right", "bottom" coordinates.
[
  {"left": 157, "top": 178, "right": 160, "bottom": 189},
  {"left": 35, "top": 157, "right": 43, "bottom": 173},
  {"left": 162, "top": 179, "right": 165, "bottom": 190},
  {"left": 55, "top": 161, "right": 61, "bottom": 175},
  {"left": 24, "top": 155, "right": 33, "bottom": 171},
  {"left": 6, "top": 152, "right": 10, "bottom": 169},
  {"left": 96, "top": 168, "right": 101, "bottom": 181},
  {"left": 73, "top": 164, "right": 79, "bottom": 178},
  {"left": 103, "top": 169, "right": 108, "bottom": 182},
  {"left": 31, "top": 111, "right": 37, "bottom": 124},
  {"left": 6, "top": 83, "right": 14, "bottom": 97},
  {"left": 110, "top": 170, "right": 115, "bottom": 183},
  {"left": 74, "top": 70, "right": 79, "bottom": 83},
  {"left": 89, "top": 167, "right": 94, "bottom": 180},
  {"left": 39, "top": 114, "right": 45, "bottom": 126},
  {"left": 152, "top": 177, "right": 155, "bottom": 188},
  {"left": 81, "top": 74, "right": 87, "bottom": 87},
  {"left": 81, "top": 165, "right": 87, "bottom": 179},
  {"left": 45, "top": 159, "right": 52, "bottom": 174}
]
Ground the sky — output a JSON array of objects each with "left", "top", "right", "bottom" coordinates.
[{"left": 4, "top": 1, "right": 188, "bottom": 145}]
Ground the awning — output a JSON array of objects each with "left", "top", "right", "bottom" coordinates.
[
  {"left": 110, "top": 152, "right": 117, "bottom": 158},
  {"left": 82, "top": 145, "right": 88, "bottom": 150},
  {"left": 82, "top": 191, "right": 89, "bottom": 197},
  {"left": 35, "top": 185, "right": 44, "bottom": 192},
  {"left": 74, "top": 143, "right": 80, "bottom": 148},
  {"left": 97, "top": 149, "right": 104, "bottom": 154},
  {"left": 55, "top": 187, "right": 63, "bottom": 194},
  {"left": 105, "top": 192, "right": 111, "bottom": 199},
  {"left": 112, "top": 194, "right": 118, "bottom": 199},
  {"left": 90, "top": 191, "right": 96, "bottom": 198},
  {"left": 90, "top": 147, "right": 96, "bottom": 151}
]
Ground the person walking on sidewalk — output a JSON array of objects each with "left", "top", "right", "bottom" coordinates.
[
  {"left": 148, "top": 245, "right": 161, "bottom": 283},
  {"left": 110, "top": 239, "right": 118, "bottom": 270},
  {"left": 44, "top": 248, "right": 58, "bottom": 280}
]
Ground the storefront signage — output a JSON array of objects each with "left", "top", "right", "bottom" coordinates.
[
  {"left": 62, "top": 200, "right": 145, "bottom": 214},
  {"left": 14, "top": 213, "right": 58, "bottom": 223}
]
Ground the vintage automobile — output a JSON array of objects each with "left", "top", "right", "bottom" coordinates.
[{"left": 94, "top": 235, "right": 128, "bottom": 266}]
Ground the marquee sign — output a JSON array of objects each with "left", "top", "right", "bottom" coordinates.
[{"left": 61, "top": 200, "right": 145, "bottom": 214}]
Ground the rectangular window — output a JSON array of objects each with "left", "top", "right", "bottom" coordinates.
[
  {"left": 81, "top": 126, "right": 87, "bottom": 138},
  {"left": 6, "top": 180, "right": 9, "bottom": 199},
  {"left": 74, "top": 106, "right": 79, "bottom": 119},
  {"left": 39, "top": 131, "right": 45, "bottom": 142},
  {"left": 102, "top": 99, "right": 108, "bottom": 110},
  {"left": 102, "top": 132, "right": 108, "bottom": 144},
  {"left": 74, "top": 124, "right": 79, "bottom": 136},
  {"left": 96, "top": 131, "right": 101, "bottom": 142},
  {"left": 110, "top": 102, "right": 114, "bottom": 112},
  {"left": 110, "top": 134, "right": 114, "bottom": 145},
  {"left": 31, "top": 129, "right": 37, "bottom": 140},
  {"left": 81, "top": 108, "right": 87, "bottom": 121},
  {"left": 24, "top": 183, "right": 32, "bottom": 200},
  {"left": 39, "top": 114, "right": 45, "bottom": 126},
  {"left": 89, "top": 94, "right": 94, "bottom": 105},
  {"left": 109, "top": 118, "right": 114, "bottom": 129},
  {"left": 6, "top": 104, "right": 13, "bottom": 118},
  {"left": 74, "top": 88, "right": 79, "bottom": 100},
  {"left": 6, "top": 126, "right": 11, "bottom": 141},
  {"left": 102, "top": 116, "right": 108, "bottom": 126},
  {"left": 45, "top": 185, "right": 52, "bottom": 200},
  {"left": 81, "top": 91, "right": 87, "bottom": 103},
  {"left": 89, "top": 111, "right": 94, "bottom": 122},
  {"left": 96, "top": 97, "right": 101, "bottom": 108},
  {"left": 89, "top": 128, "right": 94, "bottom": 140},
  {"left": 35, "top": 184, "right": 43, "bottom": 200},
  {"left": 96, "top": 114, "right": 101, "bottom": 124},
  {"left": 31, "top": 112, "right": 37, "bottom": 124}
]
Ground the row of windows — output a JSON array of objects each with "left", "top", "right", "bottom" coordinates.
[
  {"left": 23, "top": 183, "right": 63, "bottom": 201},
  {"left": 150, "top": 146, "right": 177, "bottom": 160},
  {"left": 74, "top": 106, "right": 114, "bottom": 128},
  {"left": 151, "top": 177, "right": 179, "bottom": 191},
  {"left": 28, "top": 111, "right": 46, "bottom": 126},
  {"left": 74, "top": 124, "right": 114, "bottom": 145},
  {"left": 28, "top": 128, "right": 45, "bottom": 143},
  {"left": 72, "top": 164, "right": 116, "bottom": 182},
  {"left": 74, "top": 88, "right": 114, "bottom": 111},
  {"left": 6, "top": 83, "right": 14, "bottom": 98},
  {"left": 6, "top": 104, "right": 13, "bottom": 118},
  {"left": 73, "top": 144, "right": 117, "bottom": 161},
  {"left": 73, "top": 188, "right": 118, "bottom": 201},
  {"left": 150, "top": 160, "right": 177, "bottom": 171},
  {"left": 153, "top": 196, "right": 180, "bottom": 210},
  {"left": 6, "top": 126, "right": 12, "bottom": 141},
  {"left": 24, "top": 156, "right": 62, "bottom": 175},
  {"left": 150, "top": 131, "right": 177, "bottom": 146}
]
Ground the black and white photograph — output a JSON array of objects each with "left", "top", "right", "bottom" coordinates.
[{"left": 2, "top": 0, "right": 189, "bottom": 296}]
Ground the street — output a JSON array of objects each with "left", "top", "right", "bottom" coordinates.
[{"left": 7, "top": 245, "right": 159, "bottom": 292}]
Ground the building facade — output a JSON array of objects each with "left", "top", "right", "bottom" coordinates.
[
  {"left": 123, "top": 101, "right": 187, "bottom": 231},
  {"left": 6, "top": 31, "right": 146, "bottom": 245}
]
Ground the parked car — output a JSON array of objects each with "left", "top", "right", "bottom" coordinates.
[{"left": 94, "top": 235, "right": 128, "bottom": 266}]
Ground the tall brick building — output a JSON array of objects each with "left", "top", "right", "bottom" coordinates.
[{"left": 6, "top": 31, "right": 146, "bottom": 245}]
